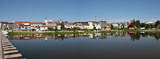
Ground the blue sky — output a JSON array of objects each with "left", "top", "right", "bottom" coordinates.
[{"left": 0, "top": 0, "right": 160, "bottom": 22}]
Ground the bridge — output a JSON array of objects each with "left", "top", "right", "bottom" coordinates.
[{"left": 0, "top": 30, "right": 22, "bottom": 59}]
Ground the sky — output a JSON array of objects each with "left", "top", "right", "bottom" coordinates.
[{"left": 0, "top": 0, "right": 160, "bottom": 23}]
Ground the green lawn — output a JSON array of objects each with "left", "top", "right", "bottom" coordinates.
[{"left": 8, "top": 30, "right": 160, "bottom": 35}]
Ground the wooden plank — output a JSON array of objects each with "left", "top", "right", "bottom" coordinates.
[
  {"left": 3, "top": 46, "right": 15, "bottom": 48},
  {"left": 3, "top": 44, "right": 12, "bottom": 46},
  {"left": 3, "top": 47, "right": 16, "bottom": 50},
  {"left": 4, "top": 53, "right": 22, "bottom": 59},
  {"left": 3, "top": 47, "right": 17, "bottom": 51},
  {"left": 4, "top": 50, "right": 19, "bottom": 55}
]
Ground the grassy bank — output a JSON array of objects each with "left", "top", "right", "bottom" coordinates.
[
  {"left": 8, "top": 30, "right": 160, "bottom": 35},
  {"left": 122, "top": 29, "right": 160, "bottom": 32}
]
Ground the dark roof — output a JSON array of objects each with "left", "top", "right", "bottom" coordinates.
[{"left": 0, "top": 21, "right": 8, "bottom": 23}]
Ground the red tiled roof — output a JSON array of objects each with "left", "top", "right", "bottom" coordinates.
[
  {"left": 13, "top": 21, "right": 30, "bottom": 24},
  {"left": 106, "top": 26, "right": 110, "bottom": 28},
  {"left": 82, "top": 24, "right": 89, "bottom": 26},
  {"left": 129, "top": 27, "right": 135, "bottom": 30},
  {"left": 41, "top": 25, "right": 48, "bottom": 27},
  {"left": 47, "top": 21, "right": 60, "bottom": 23},
  {"left": 20, "top": 35, "right": 48, "bottom": 40},
  {"left": 149, "top": 23, "right": 156, "bottom": 25},
  {"left": 67, "top": 23, "right": 74, "bottom": 25},
  {"left": 13, "top": 21, "right": 44, "bottom": 24},
  {"left": 30, "top": 22, "right": 44, "bottom": 24},
  {"left": 80, "top": 22, "right": 89, "bottom": 26},
  {"left": 88, "top": 21, "right": 96, "bottom": 23}
]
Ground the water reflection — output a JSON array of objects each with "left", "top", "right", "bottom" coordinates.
[
  {"left": 8, "top": 32, "right": 160, "bottom": 59},
  {"left": 8, "top": 32, "right": 160, "bottom": 40}
]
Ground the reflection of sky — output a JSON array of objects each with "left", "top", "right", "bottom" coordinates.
[{"left": 10, "top": 35, "right": 160, "bottom": 59}]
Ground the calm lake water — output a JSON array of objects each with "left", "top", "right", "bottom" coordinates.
[{"left": 8, "top": 32, "right": 160, "bottom": 59}]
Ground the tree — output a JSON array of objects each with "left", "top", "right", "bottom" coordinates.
[
  {"left": 129, "top": 33, "right": 140, "bottom": 40},
  {"left": 73, "top": 27, "right": 76, "bottom": 32},
  {"left": 61, "top": 21, "right": 65, "bottom": 30},
  {"left": 48, "top": 27, "right": 54, "bottom": 31},
  {"left": 156, "top": 25, "right": 160, "bottom": 29},
  {"left": 135, "top": 20, "right": 141, "bottom": 28},
  {"left": 156, "top": 20, "right": 160, "bottom": 26},
  {"left": 140, "top": 23, "right": 145, "bottom": 27},
  {"left": 111, "top": 25, "right": 113, "bottom": 29},
  {"left": 130, "top": 19, "right": 141, "bottom": 29},
  {"left": 156, "top": 20, "right": 160, "bottom": 29},
  {"left": 93, "top": 26, "right": 96, "bottom": 30},
  {"left": 140, "top": 23, "right": 149, "bottom": 29},
  {"left": 55, "top": 26, "right": 58, "bottom": 32}
]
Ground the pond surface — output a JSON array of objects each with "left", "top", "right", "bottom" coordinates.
[{"left": 8, "top": 32, "right": 160, "bottom": 59}]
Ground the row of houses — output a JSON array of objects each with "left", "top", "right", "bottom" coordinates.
[
  {"left": 0, "top": 20, "right": 107, "bottom": 31},
  {"left": 110, "top": 21, "right": 158, "bottom": 30},
  {"left": 0, "top": 20, "right": 157, "bottom": 31},
  {"left": 12, "top": 21, "right": 48, "bottom": 31}
]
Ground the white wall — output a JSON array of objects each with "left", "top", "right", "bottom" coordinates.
[
  {"left": 65, "top": 25, "right": 74, "bottom": 29},
  {"left": 88, "top": 22, "right": 94, "bottom": 29},
  {"left": 57, "top": 25, "right": 61, "bottom": 30},
  {"left": 95, "top": 24, "right": 101, "bottom": 29},
  {"left": 40, "top": 27, "right": 48, "bottom": 31},
  {"left": 0, "top": 23, "right": 1, "bottom": 28}
]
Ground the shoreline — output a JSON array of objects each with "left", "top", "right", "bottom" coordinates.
[{"left": 8, "top": 30, "right": 160, "bottom": 35}]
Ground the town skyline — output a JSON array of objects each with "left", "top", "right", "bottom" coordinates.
[{"left": 0, "top": 18, "right": 160, "bottom": 23}]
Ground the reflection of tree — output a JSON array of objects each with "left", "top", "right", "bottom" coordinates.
[
  {"left": 155, "top": 33, "right": 160, "bottom": 40},
  {"left": 141, "top": 33, "right": 149, "bottom": 37},
  {"left": 73, "top": 33, "right": 76, "bottom": 38},
  {"left": 99, "top": 33, "right": 107, "bottom": 39},
  {"left": 129, "top": 33, "right": 140, "bottom": 40},
  {"left": 61, "top": 34, "right": 64, "bottom": 40},
  {"left": 8, "top": 32, "right": 160, "bottom": 41},
  {"left": 141, "top": 32, "right": 160, "bottom": 40},
  {"left": 113, "top": 33, "right": 119, "bottom": 37},
  {"left": 53, "top": 34, "right": 65, "bottom": 40}
]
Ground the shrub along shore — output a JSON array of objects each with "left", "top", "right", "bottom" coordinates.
[{"left": 8, "top": 29, "right": 160, "bottom": 35}]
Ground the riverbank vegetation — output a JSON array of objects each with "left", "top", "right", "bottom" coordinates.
[{"left": 8, "top": 29, "right": 160, "bottom": 35}]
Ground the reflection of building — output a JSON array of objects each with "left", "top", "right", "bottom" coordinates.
[
  {"left": 11, "top": 32, "right": 155, "bottom": 40},
  {"left": 65, "top": 34, "right": 74, "bottom": 38},
  {"left": 129, "top": 27, "right": 135, "bottom": 30},
  {"left": 89, "top": 34, "right": 94, "bottom": 39},
  {"left": 9, "top": 32, "right": 160, "bottom": 41},
  {"left": 10, "top": 34, "right": 48, "bottom": 40}
]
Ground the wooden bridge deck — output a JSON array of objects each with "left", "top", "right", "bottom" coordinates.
[{"left": 0, "top": 31, "right": 22, "bottom": 59}]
